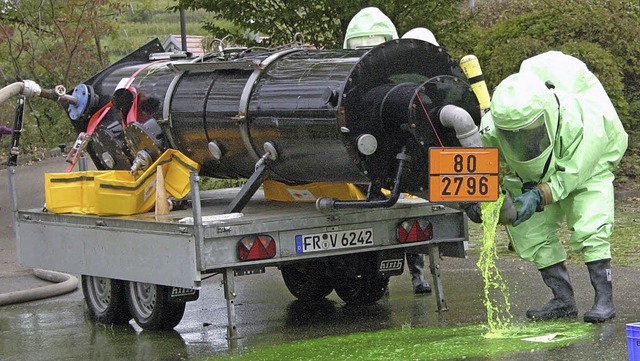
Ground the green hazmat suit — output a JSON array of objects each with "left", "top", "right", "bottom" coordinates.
[
  {"left": 480, "top": 51, "right": 628, "bottom": 269},
  {"left": 343, "top": 7, "right": 398, "bottom": 49}
]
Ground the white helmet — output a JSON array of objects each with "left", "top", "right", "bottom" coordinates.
[{"left": 401, "top": 27, "right": 439, "bottom": 46}]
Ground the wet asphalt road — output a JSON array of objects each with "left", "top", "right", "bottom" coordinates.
[
  {"left": 2, "top": 260, "right": 640, "bottom": 361},
  {"left": 1, "top": 157, "right": 639, "bottom": 361}
]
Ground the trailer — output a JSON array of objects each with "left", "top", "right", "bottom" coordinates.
[
  {"left": 5, "top": 37, "right": 499, "bottom": 338},
  {"left": 13, "top": 175, "right": 469, "bottom": 336}
]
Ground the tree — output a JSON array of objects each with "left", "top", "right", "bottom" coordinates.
[
  {"left": 175, "top": 0, "right": 466, "bottom": 49},
  {"left": 0, "top": 0, "right": 123, "bottom": 151}
]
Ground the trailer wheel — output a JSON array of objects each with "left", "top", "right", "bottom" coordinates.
[
  {"left": 281, "top": 261, "right": 334, "bottom": 300},
  {"left": 329, "top": 253, "right": 389, "bottom": 305},
  {"left": 126, "top": 282, "right": 186, "bottom": 331},
  {"left": 81, "top": 275, "right": 132, "bottom": 324}
]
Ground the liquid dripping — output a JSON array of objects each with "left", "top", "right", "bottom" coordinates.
[{"left": 477, "top": 194, "right": 514, "bottom": 337}]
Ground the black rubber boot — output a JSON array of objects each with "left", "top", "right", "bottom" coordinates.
[
  {"left": 406, "top": 252, "right": 431, "bottom": 294},
  {"left": 526, "top": 262, "right": 578, "bottom": 320},
  {"left": 584, "top": 259, "right": 616, "bottom": 323}
]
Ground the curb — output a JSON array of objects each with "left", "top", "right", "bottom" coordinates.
[{"left": 0, "top": 146, "right": 65, "bottom": 170}]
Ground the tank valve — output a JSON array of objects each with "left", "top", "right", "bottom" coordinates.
[{"left": 130, "top": 149, "right": 153, "bottom": 176}]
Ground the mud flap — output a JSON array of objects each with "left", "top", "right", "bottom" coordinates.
[
  {"left": 168, "top": 287, "right": 199, "bottom": 303},
  {"left": 376, "top": 248, "right": 405, "bottom": 277}
]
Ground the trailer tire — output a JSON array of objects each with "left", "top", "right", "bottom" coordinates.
[
  {"left": 126, "top": 282, "right": 185, "bottom": 331},
  {"left": 330, "top": 253, "right": 389, "bottom": 305},
  {"left": 81, "top": 276, "right": 132, "bottom": 324},
  {"left": 281, "top": 261, "right": 333, "bottom": 300}
]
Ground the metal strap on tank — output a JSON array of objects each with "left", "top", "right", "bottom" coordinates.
[
  {"left": 162, "top": 57, "right": 209, "bottom": 149},
  {"left": 237, "top": 48, "right": 303, "bottom": 160},
  {"left": 161, "top": 71, "right": 183, "bottom": 149}
]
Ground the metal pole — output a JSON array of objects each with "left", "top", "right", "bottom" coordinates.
[
  {"left": 428, "top": 244, "right": 449, "bottom": 312},
  {"left": 78, "top": 156, "right": 88, "bottom": 172},
  {"left": 8, "top": 96, "right": 24, "bottom": 233},
  {"left": 223, "top": 268, "right": 240, "bottom": 344},
  {"left": 180, "top": 7, "right": 188, "bottom": 52},
  {"left": 8, "top": 166, "right": 18, "bottom": 231},
  {"left": 189, "top": 171, "right": 204, "bottom": 271}
]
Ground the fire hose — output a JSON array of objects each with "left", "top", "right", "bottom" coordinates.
[
  {"left": 0, "top": 269, "right": 78, "bottom": 306},
  {"left": 1, "top": 81, "right": 79, "bottom": 306}
]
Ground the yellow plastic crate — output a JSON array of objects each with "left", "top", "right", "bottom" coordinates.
[
  {"left": 45, "top": 149, "right": 200, "bottom": 216},
  {"left": 44, "top": 171, "right": 101, "bottom": 214}
]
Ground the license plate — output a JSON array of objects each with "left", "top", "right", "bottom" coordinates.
[
  {"left": 429, "top": 147, "right": 499, "bottom": 202},
  {"left": 295, "top": 228, "right": 374, "bottom": 253}
]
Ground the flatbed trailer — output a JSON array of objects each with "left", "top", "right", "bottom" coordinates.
[
  {"left": 11, "top": 169, "right": 468, "bottom": 337},
  {"left": 3, "top": 36, "right": 495, "bottom": 339}
]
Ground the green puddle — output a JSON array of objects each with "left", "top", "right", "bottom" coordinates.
[
  {"left": 215, "top": 321, "right": 595, "bottom": 361},
  {"left": 210, "top": 196, "right": 595, "bottom": 361}
]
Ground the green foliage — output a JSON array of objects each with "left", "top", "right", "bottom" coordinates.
[
  {"left": 0, "top": 0, "right": 123, "bottom": 153},
  {"left": 199, "top": 177, "right": 246, "bottom": 191},
  {"left": 105, "top": 4, "right": 210, "bottom": 60},
  {"left": 469, "top": 0, "right": 640, "bottom": 127},
  {"left": 175, "top": 0, "right": 463, "bottom": 49},
  {"left": 0, "top": 0, "right": 120, "bottom": 85},
  {"left": 0, "top": 0, "right": 210, "bottom": 156},
  {"left": 478, "top": 36, "right": 549, "bottom": 94}
]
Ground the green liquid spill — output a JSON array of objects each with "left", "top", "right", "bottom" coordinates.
[
  {"left": 212, "top": 322, "right": 594, "bottom": 361},
  {"left": 477, "top": 194, "right": 513, "bottom": 336},
  {"left": 207, "top": 195, "right": 596, "bottom": 361}
]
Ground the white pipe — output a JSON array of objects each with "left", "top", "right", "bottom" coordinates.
[
  {"left": 0, "top": 82, "right": 24, "bottom": 105},
  {"left": 0, "top": 269, "right": 78, "bottom": 306},
  {"left": 0, "top": 80, "right": 42, "bottom": 106},
  {"left": 438, "top": 104, "right": 483, "bottom": 148}
]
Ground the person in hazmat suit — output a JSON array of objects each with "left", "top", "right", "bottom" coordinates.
[
  {"left": 0, "top": 125, "right": 11, "bottom": 139},
  {"left": 401, "top": 27, "right": 439, "bottom": 47},
  {"left": 401, "top": 28, "right": 488, "bottom": 228},
  {"left": 343, "top": 7, "right": 398, "bottom": 49},
  {"left": 479, "top": 51, "right": 628, "bottom": 323},
  {"left": 342, "top": 7, "right": 431, "bottom": 294},
  {"left": 396, "top": 26, "right": 444, "bottom": 294}
]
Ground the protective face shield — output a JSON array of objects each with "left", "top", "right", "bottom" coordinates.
[
  {"left": 343, "top": 7, "right": 398, "bottom": 49},
  {"left": 346, "top": 35, "right": 389, "bottom": 49},
  {"left": 496, "top": 111, "right": 550, "bottom": 162},
  {"left": 491, "top": 73, "right": 559, "bottom": 181},
  {"left": 401, "top": 27, "right": 439, "bottom": 46}
]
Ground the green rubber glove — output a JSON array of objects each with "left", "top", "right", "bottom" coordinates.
[{"left": 512, "top": 188, "right": 542, "bottom": 226}]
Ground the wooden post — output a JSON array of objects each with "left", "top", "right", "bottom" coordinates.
[{"left": 155, "top": 166, "right": 170, "bottom": 215}]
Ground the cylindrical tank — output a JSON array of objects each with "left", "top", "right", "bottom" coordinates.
[{"left": 67, "top": 38, "right": 480, "bottom": 195}]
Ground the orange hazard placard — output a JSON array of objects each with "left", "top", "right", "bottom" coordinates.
[{"left": 429, "top": 147, "right": 499, "bottom": 202}]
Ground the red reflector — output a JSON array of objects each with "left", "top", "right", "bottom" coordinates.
[
  {"left": 397, "top": 219, "right": 433, "bottom": 243},
  {"left": 238, "top": 235, "right": 276, "bottom": 261}
]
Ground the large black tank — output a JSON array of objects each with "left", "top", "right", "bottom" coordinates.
[{"left": 67, "top": 38, "right": 480, "bottom": 196}]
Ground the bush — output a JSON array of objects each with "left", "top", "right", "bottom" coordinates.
[
  {"left": 478, "top": 36, "right": 549, "bottom": 92},
  {"left": 469, "top": 0, "right": 640, "bottom": 128},
  {"left": 558, "top": 41, "right": 628, "bottom": 125}
]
